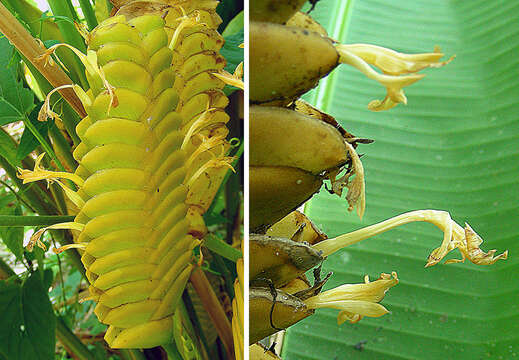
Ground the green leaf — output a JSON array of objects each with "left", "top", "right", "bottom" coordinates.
[
  {"left": 16, "top": 103, "right": 52, "bottom": 161},
  {"left": 0, "top": 129, "right": 19, "bottom": 168},
  {"left": 216, "top": 0, "right": 243, "bottom": 33},
  {"left": 222, "top": 11, "right": 243, "bottom": 37},
  {"left": 282, "top": 1, "right": 519, "bottom": 359},
  {"left": 0, "top": 37, "right": 34, "bottom": 126},
  {"left": 221, "top": 29, "right": 243, "bottom": 74},
  {"left": 0, "top": 271, "right": 56, "bottom": 360},
  {"left": 221, "top": 29, "right": 243, "bottom": 96},
  {"left": 0, "top": 204, "right": 24, "bottom": 260}
]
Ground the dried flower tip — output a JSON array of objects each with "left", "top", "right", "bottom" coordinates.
[
  {"left": 426, "top": 222, "right": 508, "bottom": 267},
  {"left": 328, "top": 140, "right": 366, "bottom": 219},
  {"left": 38, "top": 84, "right": 75, "bottom": 122}
]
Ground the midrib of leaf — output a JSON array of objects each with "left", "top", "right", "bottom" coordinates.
[{"left": 311, "top": 0, "right": 354, "bottom": 112}]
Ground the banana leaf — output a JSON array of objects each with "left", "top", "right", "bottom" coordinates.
[{"left": 282, "top": 0, "right": 519, "bottom": 359}]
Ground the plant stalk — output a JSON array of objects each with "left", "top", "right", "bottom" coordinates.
[
  {"left": 55, "top": 316, "right": 95, "bottom": 360},
  {"left": 0, "top": 215, "right": 75, "bottom": 227},
  {"left": 77, "top": 0, "right": 98, "bottom": 30},
  {"left": 205, "top": 234, "right": 242, "bottom": 262},
  {"left": 118, "top": 349, "right": 147, "bottom": 360},
  {"left": 0, "top": 2, "right": 86, "bottom": 118},
  {"left": 190, "top": 267, "right": 235, "bottom": 360}
]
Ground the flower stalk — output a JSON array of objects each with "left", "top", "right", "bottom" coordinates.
[{"left": 313, "top": 210, "right": 508, "bottom": 267}]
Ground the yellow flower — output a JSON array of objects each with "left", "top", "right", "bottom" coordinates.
[
  {"left": 312, "top": 210, "right": 507, "bottom": 267},
  {"left": 304, "top": 272, "right": 398, "bottom": 324},
  {"left": 337, "top": 44, "right": 454, "bottom": 111},
  {"left": 17, "top": 153, "right": 84, "bottom": 186}
]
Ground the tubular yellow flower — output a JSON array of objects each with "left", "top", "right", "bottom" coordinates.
[
  {"left": 304, "top": 272, "right": 398, "bottom": 324},
  {"left": 336, "top": 44, "right": 453, "bottom": 111},
  {"left": 27, "top": 222, "right": 85, "bottom": 252},
  {"left": 17, "top": 153, "right": 84, "bottom": 187},
  {"left": 343, "top": 44, "right": 454, "bottom": 76},
  {"left": 312, "top": 210, "right": 508, "bottom": 267}
]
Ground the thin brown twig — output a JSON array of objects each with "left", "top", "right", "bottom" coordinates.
[
  {"left": 190, "top": 267, "right": 235, "bottom": 360},
  {"left": 0, "top": 3, "right": 86, "bottom": 118}
]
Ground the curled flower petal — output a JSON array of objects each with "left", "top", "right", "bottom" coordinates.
[
  {"left": 336, "top": 44, "right": 453, "bottom": 111},
  {"left": 426, "top": 222, "right": 508, "bottom": 267},
  {"left": 343, "top": 44, "right": 454, "bottom": 76}
]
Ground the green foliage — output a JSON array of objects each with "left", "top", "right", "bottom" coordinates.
[
  {"left": 0, "top": 37, "right": 34, "bottom": 126},
  {"left": 0, "top": 271, "right": 56, "bottom": 360},
  {"left": 221, "top": 29, "right": 244, "bottom": 74},
  {"left": 282, "top": 1, "right": 519, "bottom": 359},
  {"left": 0, "top": 204, "right": 24, "bottom": 261}
]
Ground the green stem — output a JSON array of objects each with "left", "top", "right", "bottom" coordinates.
[
  {"left": 205, "top": 234, "right": 242, "bottom": 262},
  {"left": 60, "top": 103, "right": 82, "bottom": 146},
  {"left": 0, "top": 179, "right": 36, "bottom": 212},
  {"left": 55, "top": 316, "right": 95, "bottom": 360},
  {"left": 213, "top": 254, "right": 235, "bottom": 300},
  {"left": 46, "top": 0, "right": 89, "bottom": 89},
  {"left": 51, "top": 229, "right": 87, "bottom": 281},
  {"left": 77, "top": 0, "right": 97, "bottom": 30},
  {"left": 118, "top": 349, "right": 147, "bottom": 360},
  {"left": 0, "top": 215, "right": 75, "bottom": 226},
  {"left": 49, "top": 123, "right": 78, "bottom": 170}
]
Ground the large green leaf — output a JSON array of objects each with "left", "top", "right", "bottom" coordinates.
[
  {"left": 0, "top": 271, "right": 56, "bottom": 360},
  {"left": 282, "top": 1, "right": 519, "bottom": 359}
]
